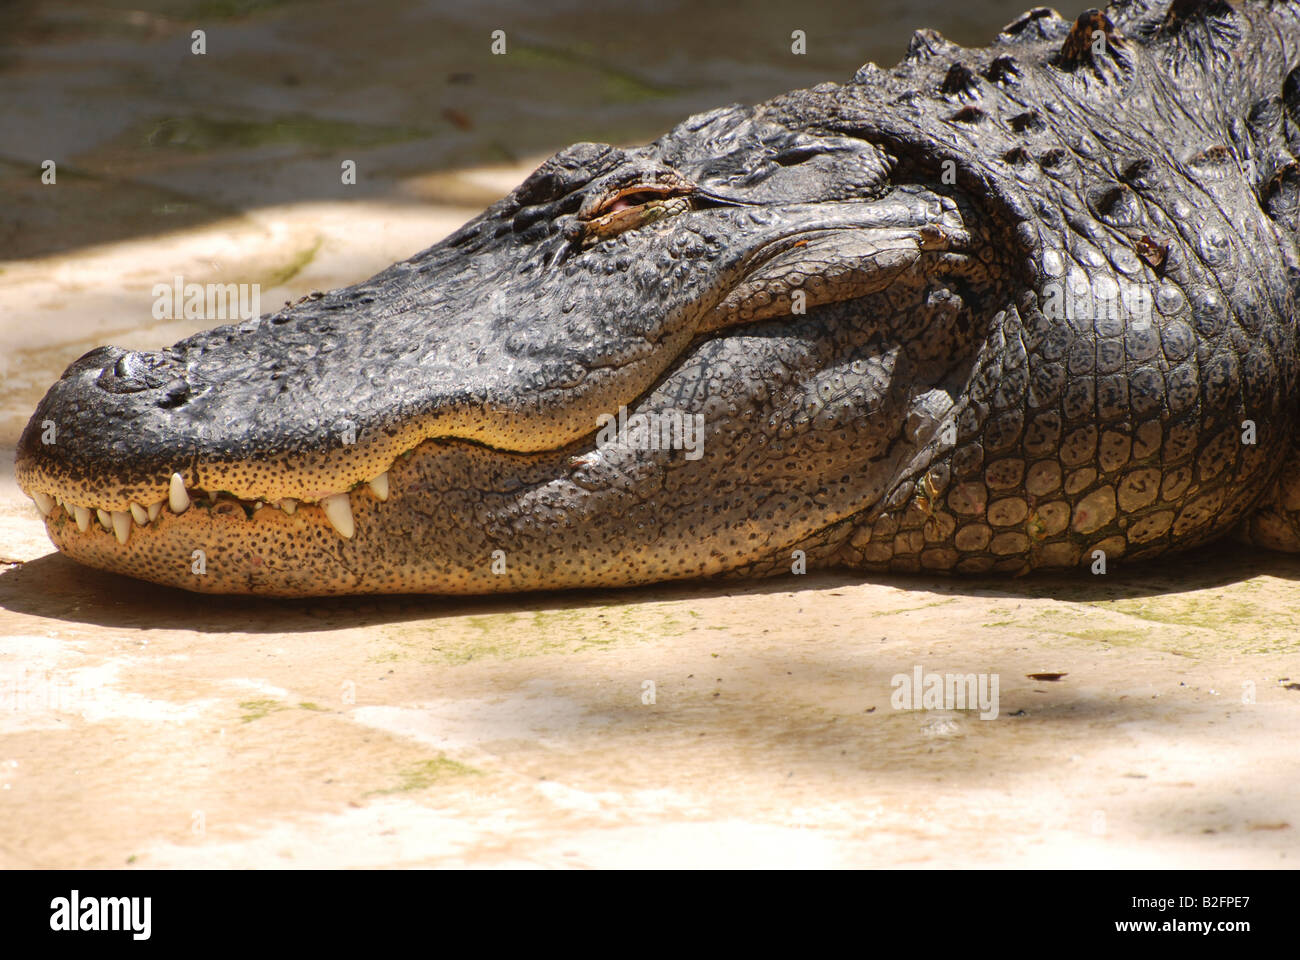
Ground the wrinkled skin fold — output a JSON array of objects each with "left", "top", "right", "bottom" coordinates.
[{"left": 16, "top": 0, "right": 1300, "bottom": 595}]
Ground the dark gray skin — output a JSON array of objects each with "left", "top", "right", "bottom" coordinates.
[{"left": 16, "top": 0, "right": 1300, "bottom": 595}]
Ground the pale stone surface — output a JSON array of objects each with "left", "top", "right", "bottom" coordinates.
[
  {"left": 4, "top": 477, "right": 1299, "bottom": 867},
  {"left": 2, "top": 0, "right": 1297, "bottom": 870}
]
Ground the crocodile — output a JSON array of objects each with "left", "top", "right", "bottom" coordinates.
[{"left": 16, "top": 0, "right": 1300, "bottom": 596}]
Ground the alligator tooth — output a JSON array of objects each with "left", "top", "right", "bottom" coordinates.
[
  {"left": 279, "top": 498, "right": 298, "bottom": 515},
  {"left": 74, "top": 506, "right": 91, "bottom": 532},
  {"left": 111, "top": 510, "right": 131, "bottom": 545},
  {"left": 169, "top": 473, "right": 190, "bottom": 513},
  {"left": 319, "top": 493, "right": 354, "bottom": 539},
  {"left": 147, "top": 501, "right": 163, "bottom": 522},
  {"left": 368, "top": 472, "right": 389, "bottom": 501},
  {"left": 253, "top": 501, "right": 264, "bottom": 511},
  {"left": 33, "top": 492, "right": 54, "bottom": 516},
  {"left": 130, "top": 502, "right": 149, "bottom": 525},
  {"left": 97, "top": 509, "right": 112, "bottom": 531},
  {"left": 63, "top": 502, "right": 75, "bottom": 519}
]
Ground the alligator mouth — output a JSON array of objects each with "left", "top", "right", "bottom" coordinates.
[
  {"left": 28, "top": 449, "right": 400, "bottom": 545},
  {"left": 15, "top": 109, "right": 991, "bottom": 594},
  {"left": 26, "top": 416, "right": 587, "bottom": 547},
  {"left": 25, "top": 430, "right": 579, "bottom": 594}
]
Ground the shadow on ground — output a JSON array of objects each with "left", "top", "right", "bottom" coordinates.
[{"left": 4, "top": 537, "right": 1299, "bottom": 635}]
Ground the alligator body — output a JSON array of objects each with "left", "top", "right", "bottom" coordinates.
[{"left": 17, "top": 1, "right": 1300, "bottom": 595}]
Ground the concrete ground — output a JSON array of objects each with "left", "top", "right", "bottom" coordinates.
[{"left": 1, "top": 0, "right": 1297, "bottom": 869}]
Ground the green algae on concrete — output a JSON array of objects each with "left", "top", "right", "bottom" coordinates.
[
  {"left": 866, "top": 598, "right": 958, "bottom": 617},
  {"left": 190, "top": 0, "right": 306, "bottom": 18},
  {"left": 238, "top": 698, "right": 287, "bottom": 722},
  {"left": 134, "top": 113, "right": 429, "bottom": 152},
  {"left": 371, "top": 756, "right": 482, "bottom": 795},
  {"left": 379, "top": 602, "right": 693, "bottom": 665},
  {"left": 261, "top": 236, "right": 323, "bottom": 289},
  {"left": 510, "top": 43, "right": 678, "bottom": 102}
]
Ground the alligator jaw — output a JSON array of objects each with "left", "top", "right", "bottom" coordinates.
[{"left": 16, "top": 110, "right": 981, "bottom": 594}]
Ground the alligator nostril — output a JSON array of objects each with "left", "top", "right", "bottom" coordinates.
[
  {"left": 96, "top": 350, "right": 184, "bottom": 394},
  {"left": 156, "top": 378, "right": 192, "bottom": 409}
]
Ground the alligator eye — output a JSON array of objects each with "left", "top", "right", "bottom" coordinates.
[
  {"left": 577, "top": 186, "right": 693, "bottom": 246},
  {"left": 603, "top": 190, "right": 667, "bottom": 214},
  {"left": 585, "top": 186, "right": 684, "bottom": 220}
]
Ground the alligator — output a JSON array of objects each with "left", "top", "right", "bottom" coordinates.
[{"left": 16, "top": 0, "right": 1300, "bottom": 596}]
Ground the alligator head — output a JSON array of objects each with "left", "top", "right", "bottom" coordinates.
[{"left": 16, "top": 1, "right": 1300, "bottom": 595}]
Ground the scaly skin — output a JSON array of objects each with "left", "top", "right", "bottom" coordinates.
[{"left": 15, "top": 0, "right": 1300, "bottom": 594}]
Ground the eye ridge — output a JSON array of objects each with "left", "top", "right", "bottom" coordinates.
[{"left": 577, "top": 188, "right": 694, "bottom": 247}]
